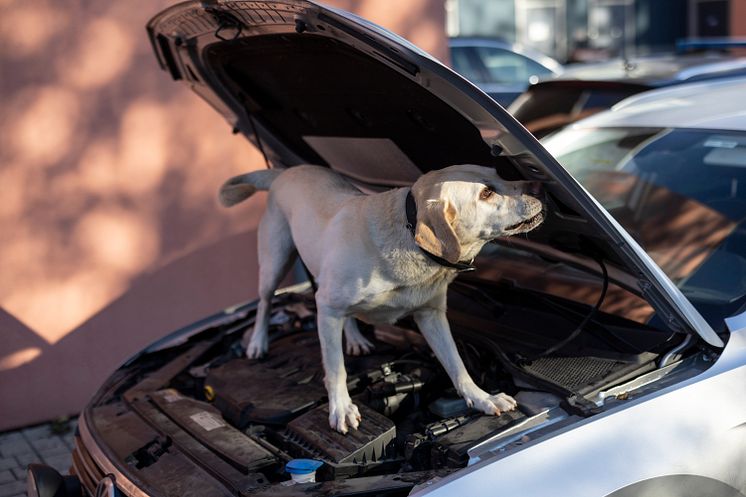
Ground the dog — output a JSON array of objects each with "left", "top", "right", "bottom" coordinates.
[{"left": 219, "top": 164, "right": 544, "bottom": 433}]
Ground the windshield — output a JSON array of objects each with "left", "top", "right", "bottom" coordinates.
[{"left": 543, "top": 127, "right": 746, "bottom": 329}]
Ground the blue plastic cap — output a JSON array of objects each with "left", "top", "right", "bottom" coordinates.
[{"left": 285, "top": 458, "right": 324, "bottom": 475}]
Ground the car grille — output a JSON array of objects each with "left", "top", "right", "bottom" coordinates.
[{"left": 71, "top": 435, "right": 108, "bottom": 496}]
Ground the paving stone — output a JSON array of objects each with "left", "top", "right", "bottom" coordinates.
[
  {"left": 30, "top": 437, "right": 66, "bottom": 452},
  {"left": 43, "top": 454, "right": 72, "bottom": 474},
  {"left": 63, "top": 437, "right": 75, "bottom": 451},
  {"left": 38, "top": 445, "right": 71, "bottom": 461},
  {"left": 0, "top": 439, "right": 31, "bottom": 458},
  {"left": 21, "top": 425, "right": 50, "bottom": 441},
  {"left": 13, "top": 452, "right": 38, "bottom": 468},
  {"left": 61, "top": 434, "right": 76, "bottom": 451},
  {"left": 0, "top": 417, "right": 80, "bottom": 490},
  {"left": 0, "top": 480, "right": 25, "bottom": 497},
  {"left": 0, "top": 434, "right": 22, "bottom": 445}
]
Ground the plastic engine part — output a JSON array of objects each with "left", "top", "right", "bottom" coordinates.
[
  {"left": 281, "top": 403, "right": 398, "bottom": 478},
  {"left": 205, "top": 337, "right": 328, "bottom": 426},
  {"left": 429, "top": 396, "right": 470, "bottom": 418}
]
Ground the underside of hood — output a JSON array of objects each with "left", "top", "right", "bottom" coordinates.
[{"left": 146, "top": 0, "right": 722, "bottom": 347}]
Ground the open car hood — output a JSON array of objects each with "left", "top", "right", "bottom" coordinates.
[{"left": 147, "top": 0, "right": 722, "bottom": 348}]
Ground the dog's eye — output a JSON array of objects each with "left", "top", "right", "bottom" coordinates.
[{"left": 479, "top": 188, "right": 494, "bottom": 200}]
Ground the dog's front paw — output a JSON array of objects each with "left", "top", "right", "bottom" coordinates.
[
  {"left": 246, "top": 333, "right": 268, "bottom": 359},
  {"left": 328, "top": 398, "right": 361, "bottom": 434},
  {"left": 465, "top": 391, "right": 518, "bottom": 416},
  {"left": 345, "top": 334, "right": 375, "bottom": 356}
]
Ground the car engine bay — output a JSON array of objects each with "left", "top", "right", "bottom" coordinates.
[{"left": 84, "top": 276, "right": 716, "bottom": 495}]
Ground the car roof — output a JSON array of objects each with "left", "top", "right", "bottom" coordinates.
[
  {"left": 568, "top": 77, "right": 746, "bottom": 131},
  {"left": 540, "top": 53, "right": 746, "bottom": 86}
]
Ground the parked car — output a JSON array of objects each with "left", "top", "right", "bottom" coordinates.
[
  {"left": 540, "top": 77, "right": 746, "bottom": 332},
  {"left": 449, "top": 37, "right": 562, "bottom": 107},
  {"left": 27, "top": 2, "right": 746, "bottom": 497},
  {"left": 509, "top": 53, "right": 746, "bottom": 138}
]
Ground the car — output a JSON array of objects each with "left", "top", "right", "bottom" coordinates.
[
  {"left": 540, "top": 77, "right": 746, "bottom": 332},
  {"left": 508, "top": 53, "right": 746, "bottom": 138},
  {"left": 448, "top": 37, "right": 563, "bottom": 107},
  {"left": 27, "top": 2, "right": 746, "bottom": 497}
]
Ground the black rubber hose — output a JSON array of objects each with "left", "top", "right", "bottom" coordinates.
[{"left": 532, "top": 256, "right": 609, "bottom": 359}]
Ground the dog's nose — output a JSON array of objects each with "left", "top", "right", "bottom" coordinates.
[{"left": 526, "top": 181, "right": 543, "bottom": 197}]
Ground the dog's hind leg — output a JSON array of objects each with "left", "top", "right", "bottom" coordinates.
[
  {"left": 344, "top": 318, "right": 375, "bottom": 356},
  {"left": 317, "top": 308, "right": 361, "bottom": 433},
  {"left": 246, "top": 201, "right": 297, "bottom": 359}
]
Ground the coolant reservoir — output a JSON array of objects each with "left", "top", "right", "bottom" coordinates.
[{"left": 285, "top": 459, "right": 324, "bottom": 484}]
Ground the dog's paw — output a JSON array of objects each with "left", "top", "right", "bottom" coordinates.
[
  {"left": 328, "top": 399, "right": 362, "bottom": 434},
  {"left": 345, "top": 334, "right": 375, "bottom": 356},
  {"left": 465, "top": 392, "right": 518, "bottom": 416},
  {"left": 246, "top": 335, "right": 268, "bottom": 359}
]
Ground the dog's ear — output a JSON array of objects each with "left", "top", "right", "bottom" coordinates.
[{"left": 414, "top": 199, "right": 461, "bottom": 263}]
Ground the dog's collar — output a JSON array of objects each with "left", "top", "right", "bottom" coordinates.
[{"left": 405, "top": 190, "right": 476, "bottom": 272}]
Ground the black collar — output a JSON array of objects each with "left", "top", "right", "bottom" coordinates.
[{"left": 405, "top": 190, "right": 476, "bottom": 272}]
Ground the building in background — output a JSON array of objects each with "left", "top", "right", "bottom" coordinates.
[{"left": 448, "top": 0, "right": 734, "bottom": 62}]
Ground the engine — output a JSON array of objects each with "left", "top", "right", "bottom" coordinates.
[{"left": 161, "top": 286, "right": 675, "bottom": 484}]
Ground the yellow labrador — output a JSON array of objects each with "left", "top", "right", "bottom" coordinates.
[{"left": 219, "top": 164, "right": 544, "bottom": 433}]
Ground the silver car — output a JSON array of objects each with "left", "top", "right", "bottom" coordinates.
[
  {"left": 27, "top": 2, "right": 746, "bottom": 497},
  {"left": 426, "top": 78, "right": 746, "bottom": 497}
]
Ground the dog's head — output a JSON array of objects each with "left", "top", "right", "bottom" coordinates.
[{"left": 411, "top": 164, "right": 544, "bottom": 264}]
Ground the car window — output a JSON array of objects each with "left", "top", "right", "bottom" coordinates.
[
  {"left": 473, "top": 46, "right": 553, "bottom": 85},
  {"left": 450, "top": 46, "right": 486, "bottom": 84},
  {"left": 544, "top": 127, "right": 746, "bottom": 329}
]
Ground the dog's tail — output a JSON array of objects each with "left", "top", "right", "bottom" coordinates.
[{"left": 218, "top": 169, "right": 283, "bottom": 207}]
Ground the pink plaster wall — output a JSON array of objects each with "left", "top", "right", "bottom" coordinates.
[
  {"left": 0, "top": 0, "right": 446, "bottom": 431},
  {"left": 728, "top": 4, "right": 746, "bottom": 66},
  {"left": 733, "top": 0, "right": 746, "bottom": 36}
]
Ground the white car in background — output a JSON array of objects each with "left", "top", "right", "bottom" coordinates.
[{"left": 26, "top": 2, "right": 746, "bottom": 496}]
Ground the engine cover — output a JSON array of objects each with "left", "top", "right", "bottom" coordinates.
[{"left": 205, "top": 334, "right": 328, "bottom": 426}]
